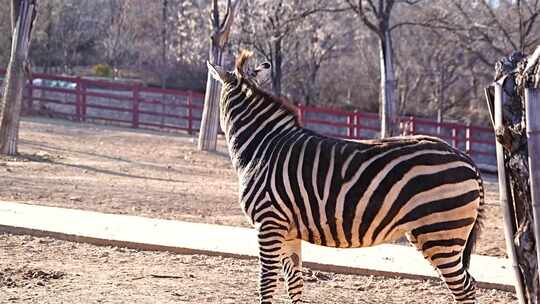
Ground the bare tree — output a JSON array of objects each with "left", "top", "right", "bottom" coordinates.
[
  {"left": 198, "top": 0, "right": 240, "bottom": 151},
  {"left": 399, "top": 0, "right": 540, "bottom": 125},
  {"left": 102, "top": 1, "right": 140, "bottom": 78},
  {"left": 30, "top": 1, "right": 55, "bottom": 72},
  {"left": 0, "top": 5, "right": 13, "bottom": 67},
  {"left": 414, "top": 0, "right": 540, "bottom": 69},
  {"left": 237, "top": 0, "right": 331, "bottom": 97},
  {"left": 0, "top": 0, "right": 530, "bottom": 130},
  {"left": 287, "top": 12, "right": 356, "bottom": 106},
  {"left": 345, "top": 0, "right": 422, "bottom": 138},
  {"left": 161, "top": 0, "right": 168, "bottom": 70},
  {"left": 396, "top": 27, "right": 470, "bottom": 125},
  {"left": 53, "top": 1, "right": 105, "bottom": 73},
  {"left": 171, "top": 0, "right": 208, "bottom": 66},
  {"left": 0, "top": 0, "right": 37, "bottom": 155}
]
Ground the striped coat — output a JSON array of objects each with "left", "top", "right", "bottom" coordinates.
[{"left": 208, "top": 50, "right": 483, "bottom": 304}]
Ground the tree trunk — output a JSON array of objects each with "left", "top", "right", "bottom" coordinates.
[
  {"left": 0, "top": 0, "right": 37, "bottom": 156},
  {"left": 305, "top": 63, "right": 320, "bottom": 107},
  {"left": 198, "top": 47, "right": 222, "bottom": 151},
  {"left": 198, "top": 0, "right": 240, "bottom": 151},
  {"left": 491, "top": 51, "right": 540, "bottom": 303},
  {"left": 379, "top": 29, "right": 397, "bottom": 138},
  {"left": 160, "top": 0, "right": 168, "bottom": 89},
  {"left": 272, "top": 37, "right": 283, "bottom": 97},
  {"left": 437, "top": 71, "right": 444, "bottom": 135}
]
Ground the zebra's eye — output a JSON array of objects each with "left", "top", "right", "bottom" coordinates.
[
  {"left": 254, "top": 62, "right": 271, "bottom": 72},
  {"left": 259, "top": 62, "right": 271, "bottom": 69}
]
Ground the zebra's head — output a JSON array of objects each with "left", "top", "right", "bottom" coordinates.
[
  {"left": 207, "top": 50, "right": 300, "bottom": 131},
  {"left": 207, "top": 50, "right": 271, "bottom": 89}
]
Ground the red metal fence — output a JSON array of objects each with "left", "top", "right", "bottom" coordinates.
[
  {"left": 20, "top": 71, "right": 205, "bottom": 134},
  {"left": 297, "top": 104, "right": 496, "bottom": 166},
  {"left": 0, "top": 70, "right": 496, "bottom": 165},
  {"left": 399, "top": 116, "right": 494, "bottom": 162}
]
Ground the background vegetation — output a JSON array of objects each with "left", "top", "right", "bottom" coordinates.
[{"left": 0, "top": 0, "right": 537, "bottom": 126}]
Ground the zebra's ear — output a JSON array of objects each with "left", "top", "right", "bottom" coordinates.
[
  {"left": 253, "top": 62, "right": 271, "bottom": 84},
  {"left": 207, "top": 61, "right": 228, "bottom": 83}
]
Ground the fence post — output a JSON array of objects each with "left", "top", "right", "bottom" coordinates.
[
  {"left": 75, "top": 77, "right": 81, "bottom": 122},
  {"left": 132, "top": 84, "right": 140, "bottom": 128},
  {"left": 187, "top": 91, "right": 193, "bottom": 135},
  {"left": 347, "top": 112, "right": 354, "bottom": 138},
  {"left": 451, "top": 127, "right": 458, "bottom": 148},
  {"left": 354, "top": 111, "right": 361, "bottom": 139},
  {"left": 81, "top": 80, "right": 87, "bottom": 122},
  {"left": 298, "top": 104, "right": 305, "bottom": 126},
  {"left": 465, "top": 125, "right": 471, "bottom": 155},
  {"left": 409, "top": 116, "right": 415, "bottom": 135}
]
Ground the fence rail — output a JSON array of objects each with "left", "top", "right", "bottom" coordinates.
[
  {"left": 0, "top": 70, "right": 496, "bottom": 166},
  {"left": 15, "top": 71, "right": 205, "bottom": 134}
]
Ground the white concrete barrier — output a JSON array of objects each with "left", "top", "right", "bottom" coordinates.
[{"left": 0, "top": 201, "right": 513, "bottom": 291}]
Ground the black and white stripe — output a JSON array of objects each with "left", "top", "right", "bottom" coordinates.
[{"left": 208, "top": 52, "right": 484, "bottom": 304}]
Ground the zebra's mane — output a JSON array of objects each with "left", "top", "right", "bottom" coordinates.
[{"left": 235, "top": 50, "right": 301, "bottom": 126}]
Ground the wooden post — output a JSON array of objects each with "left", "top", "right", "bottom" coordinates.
[
  {"left": 525, "top": 88, "right": 540, "bottom": 284},
  {"left": 493, "top": 81, "right": 527, "bottom": 304}
]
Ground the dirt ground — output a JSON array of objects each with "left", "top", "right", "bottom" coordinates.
[
  {"left": 0, "top": 117, "right": 513, "bottom": 303},
  {"left": 0, "top": 234, "right": 516, "bottom": 304},
  {"left": 0, "top": 117, "right": 507, "bottom": 257}
]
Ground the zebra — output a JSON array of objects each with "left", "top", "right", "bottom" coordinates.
[{"left": 207, "top": 50, "right": 484, "bottom": 304}]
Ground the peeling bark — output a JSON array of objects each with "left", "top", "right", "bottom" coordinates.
[{"left": 494, "top": 51, "right": 539, "bottom": 303}]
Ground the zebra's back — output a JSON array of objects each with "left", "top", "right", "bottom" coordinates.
[{"left": 261, "top": 133, "right": 482, "bottom": 250}]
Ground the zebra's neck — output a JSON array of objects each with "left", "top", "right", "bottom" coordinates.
[{"left": 221, "top": 82, "right": 300, "bottom": 176}]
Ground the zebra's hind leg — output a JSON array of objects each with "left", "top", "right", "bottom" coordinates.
[
  {"left": 257, "top": 224, "right": 287, "bottom": 304},
  {"left": 282, "top": 239, "right": 303, "bottom": 303},
  {"left": 407, "top": 228, "right": 478, "bottom": 304}
]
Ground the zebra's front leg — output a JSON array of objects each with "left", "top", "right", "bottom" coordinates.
[
  {"left": 282, "top": 239, "right": 303, "bottom": 303},
  {"left": 257, "top": 225, "right": 286, "bottom": 304}
]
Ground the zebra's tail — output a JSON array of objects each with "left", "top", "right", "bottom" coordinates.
[{"left": 462, "top": 166, "right": 485, "bottom": 270}]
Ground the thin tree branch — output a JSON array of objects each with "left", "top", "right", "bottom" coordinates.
[
  {"left": 345, "top": 0, "right": 381, "bottom": 36},
  {"left": 479, "top": 0, "right": 518, "bottom": 51}
]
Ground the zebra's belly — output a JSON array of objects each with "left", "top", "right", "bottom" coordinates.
[{"left": 290, "top": 223, "right": 404, "bottom": 249}]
